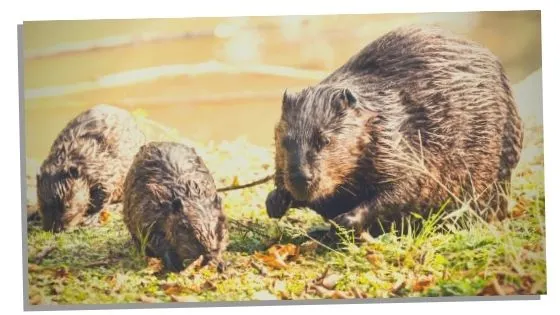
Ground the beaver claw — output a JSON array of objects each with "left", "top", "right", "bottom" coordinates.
[{"left": 265, "top": 189, "right": 292, "bottom": 219}]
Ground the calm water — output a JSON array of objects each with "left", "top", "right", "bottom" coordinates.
[{"left": 22, "top": 12, "right": 542, "bottom": 160}]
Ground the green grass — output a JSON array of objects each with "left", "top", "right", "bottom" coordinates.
[{"left": 25, "top": 115, "right": 547, "bottom": 305}]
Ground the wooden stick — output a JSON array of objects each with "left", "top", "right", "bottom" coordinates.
[{"left": 217, "top": 174, "right": 274, "bottom": 192}]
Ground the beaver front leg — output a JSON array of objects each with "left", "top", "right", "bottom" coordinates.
[
  {"left": 265, "top": 188, "right": 308, "bottom": 219},
  {"left": 327, "top": 196, "right": 406, "bottom": 243}
]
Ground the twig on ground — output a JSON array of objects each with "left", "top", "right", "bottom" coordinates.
[{"left": 34, "top": 245, "right": 56, "bottom": 264}]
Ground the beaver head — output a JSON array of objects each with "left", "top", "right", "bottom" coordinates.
[
  {"left": 157, "top": 177, "right": 228, "bottom": 271},
  {"left": 36, "top": 163, "right": 90, "bottom": 232},
  {"left": 275, "top": 85, "right": 374, "bottom": 202}
]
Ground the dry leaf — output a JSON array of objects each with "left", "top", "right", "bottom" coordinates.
[
  {"left": 139, "top": 295, "right": 161, "bottom": 303},
  {"left": 98, "top": 209, "right": 111, "bottom": 224},
  {"left": 331, "top": 290, "right": 353, "bottom": 299},
  {"left": 144, "top": 257, "right": 163, "bottom": 274},
  {"left": 254, "top": 290, "right": 278, "bottom": 300},
  {"left": 254, "top": 243, "right": 300, "bottom": 269},
  {"left": 366, "top": 252, "right": 383, "bottom": 267},
  {"left": 28, "top": 263, "right": 42, "bottom": 272},
  {"left": 479, "top": 278, "right": 517, "bottom": 296},
  {"left": 322, "top": 274, "right": 342, "bottom": 290},
  {"left": 391, "top": 279, "right": 406, "bottom": 294},
  {"left": 171, "top": 295, "right": 199, "bottom": 302},
  {"left": 412, "top": 275, "right": 434, "bottom": 292},
  {"left": 54, "top": 267, "right": 69, "bottom": 279},
  {"left": 162, "top": 283, "right": 184, "bottom": 296},
  {"left": 29, "top": 294, "right": 42, "bottom": 305},
  {"left": 201, "top": 280, "right": 217, "bottom": 291}
]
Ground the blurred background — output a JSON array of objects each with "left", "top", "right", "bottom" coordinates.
[{"left": 22, "top": 11, "right": 542, "bottom": 161}]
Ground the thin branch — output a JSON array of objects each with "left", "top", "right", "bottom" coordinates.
[{"left": 217, "top": 174, "right": 274, "bottom": 192}]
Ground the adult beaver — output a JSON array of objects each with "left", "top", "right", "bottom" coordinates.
[
  {"left": 36, "top": 104, "right": 146, "bottom": 232},
  {"left": 266, "top": 26, "right": 524, "bottom": 240},
  {"left": 122, "top": 141, "right": 228, "bottom": 272}
]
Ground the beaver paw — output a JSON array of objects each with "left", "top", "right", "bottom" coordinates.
[
  {"left": 327, "top": 212, "right": 365, "bottom": 243},
  {"left": 265, "top": 189, "right": 292, "bottom": 219}
]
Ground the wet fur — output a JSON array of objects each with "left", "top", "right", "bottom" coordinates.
[
  {"left": 122, "top": 141, "right": 228, "bottom": 272},
  {"left": 36, "top": 104, "right": 146, "bottom": 232},
  {"left": 267, "top": 26, "right": 524, "bottom": 237}
]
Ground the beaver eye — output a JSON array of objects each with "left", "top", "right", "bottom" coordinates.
[{"left": 318, "top": 135, "right": 330, "bottom": 148}]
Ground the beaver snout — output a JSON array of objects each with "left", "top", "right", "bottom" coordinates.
[{"left": 288, "top": 169, "right": 314, "bottom": 201}]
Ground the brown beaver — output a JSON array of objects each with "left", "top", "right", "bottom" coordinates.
[
  {"left": 122, "top": 141, "right": 228, "bottom": 272},
  {"left": 36, "top": 104, "right": 146, "bottom": 232},
  {"left": 266, "top": 25, "right": 524, "bottom": 240}
]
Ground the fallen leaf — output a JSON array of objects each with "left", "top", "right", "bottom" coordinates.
[
  {"left": 201, "top": 280, "right": 217, "bottom": 291},
  {"left": 412, "top": 275, "right": 434, "bottom": 292},
  {"left": 479, "top": 278, "right": 517, "bottom": 296},
  {"left": 54, "top": 267, "right": 69, "bottom": 279},
  {"left": 253, "top": 290, "right": 278, "bottom": 300},
  {"left": 28, "top": 263, "right": 42, "bottom": 272},
  {"left": 29, "top": 294, "right": 42, "bottom": 305},
  {"left": 98, "top": 209, "right": 111, "bottom": 225},
  {"left": 366, "top": 252, "right": 383, "bottom": 267},
  {"left": 331, "top": 290, "right": 353, "bottom": 299},
  {"left": 139, "top": 295, "right": 161, "bottom": 303},
  {"left": 143, "top": 257, "right": 163, "bottom": 274},
  {"left": 171, "top": 295, "right": 199, "bottom": 302},
  {"left": 254, "top": 243, "right": 300, "bottom": 269},
  {"left": 322, "top": 274, "right": 342, "bottom": 290},
  {"left": 391, "top": 279, "right": 406, "bottom": 294},
  {"left": 162, "top": 283, "right": 184, "bottom": 296},
  {"left": 351, "top": 287, "right": 368, "bottom": 298}
]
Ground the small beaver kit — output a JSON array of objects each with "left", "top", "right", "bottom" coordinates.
[
  {"left": 36, "top": 104, "right": 146, "bottom": 232},
  {"left": 122, "top": 141, "right": 228, "bottom": 272},
  {"left": 266, "top": 26, "right": 524, "bottom": 240}
]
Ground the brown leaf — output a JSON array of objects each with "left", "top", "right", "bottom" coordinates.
[
  {"left": 201, "top": 280, "right": 217, "bottom": 291},
  {"left": 254, "top": 243, "right": 300, "bottom": 269},
  {"left": 98, "top": 209, "right": 111, "bottom": 225},
  {"left": 322, "top": 274, "right": 342, "bottom": 290},
  {"left": 412, "top": 275, "right": 434, "bottom": 292},
  {"left": 162, "top": 283, "right": 184, "bottom": 296},
  {"left": 351, "top": 287, "right": 368, "bottom": 299},
  {"left": 331, "top": 290, "right": 353, "bottom": 299},
  {"left": 366, "top": 252, "right": 383, "bottom": 267},
  {"left": 28, "top": 263, "right": 42, "bottom": 272},
  {"left": 54, "top": 267, "right": 69, "bottom": 279},
  {"left": 139, "top": 295, "right": 161, "bottom": 303},
  {"left": 29, "top": 294, "right": 42, "bottom": 305},
  {"left": 391, "top": 279, "right": 406, "bottom": 294},
  {"left": 171, "top": 295, "right": 199, "bottom": 302},
  {"left": 479, "top": 278, "right": 517, "bottom": 296},
  {"left": 144, "top": 257, "right": 163, "bottom": 274}
]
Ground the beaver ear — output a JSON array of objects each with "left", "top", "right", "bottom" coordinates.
[
  {"left": 336, "top": 88, "right": 357, "bottom": 111},
  {"left": 171, "top": 198, "right": 183, "bottom": 213},
  {"left": 282, "top": 89, "right": 297, "bottom": 112}
]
